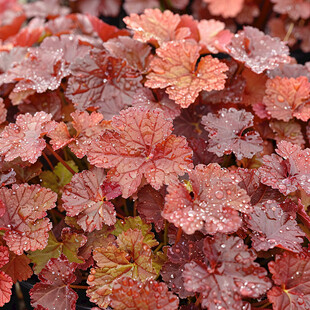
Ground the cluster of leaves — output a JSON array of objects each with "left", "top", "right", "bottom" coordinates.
[{"left": 0, "top": 0, "right": 310, "bottom": 309}]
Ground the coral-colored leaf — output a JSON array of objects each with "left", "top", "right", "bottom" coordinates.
[
  {"left": 145, "top": 40, "right": 228, "bottom": 108},
  {"left": 0, "top": 184, "right": 56, "bottom": 254},
  {"left": 0, "top": 112, "right": 56, "bottom": 163},
  {"left": 228, "top": 26, "right": 290, "bottom": 74},
  {"left": 263, "top": 76, "right": 310, "bottom": 122},
  {"left": 0, "top": 271, "right": 13, "bottom": 307},
  {"left": 48, "top": 110, "right": 110, "bottom": 158},
  {"left": 203, "top": 0, "right": 244, "bottom": 18},
  {"left": 110, "top": 277, "right": 179, "bottom": 310},
  {"left": 87, "top": 14, "right": 129, "bottom": 42},
  {"left": 245, "top": 201, "right": 305, "bottom": 252},
  {"left": 268, "top": 252, "right": 310, "bottom": 309},
  {"left": 198, "top": 19, "right": 233, "bottom": 53},
  {"left": 87, "top": 229, "right": 159, "bottom": 308},
  {"left": 271, "top": 0, "right": 310, "bottom": 21},
  {"left": 30, "top": 255, "right": 78, "bottom": 310},
  {"left": 65, "top": 48, "right": 143, "bottom": 119},
  {"left": 0, "top": 98, "right": 7, "bottom": 124},
  {"left": 87, "top": 107, "right": 193, "bottom": 198},
  {"left": 183, "top": 234, "right": 272, "bottom": 310},
  {"left": 162, "top": 163, "right": 252, "bottom": 235},
  {"left": 123, "top": 8, "right": 190, "bottom": 47},
  {"left": 0, "top": 246, "right": 9, "bottom": 269},
  {"left": 62, "top": 168, "right": 121, "bottom": 232},
  {"left": 259, "top": 141, "right": 310, "bottom": 195},
  {"left": 202, "top": 108, "right": 263, "bottom": 160}
]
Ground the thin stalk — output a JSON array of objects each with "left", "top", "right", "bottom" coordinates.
[
  {"left": 42, "top": 151, "right": 54, "bottom": 170},
  {"left": 164, "top": 220, "right": 169, "bottom": 246},
  {"left": 175, "top": 227, "right": 182, "bottom": 244},
  {"left": 123, "top": 199, "right": 129, "bottom": 216},
  {"left": 133, "top": 200, "right": 137, "bottom": 217},
  {"left": 154, "top": 242, "right": 164, "bottom": 253},
  {"left": 116, "top": 212, "right": 125, "bottom": 220},
  {"left": 45, "top": 143, "right": 76, "bottom": 175},
  {"left": 283, "top": 22, "right": 294, "bottom": 42},
  {"left": 70, "top": 285, "right": 88, "bottom": 290},
  {"left": 254, "top": 0, "right": 272, "bottom": 30}
]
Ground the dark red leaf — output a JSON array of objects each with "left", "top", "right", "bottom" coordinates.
[
  {"left": 268, "top": 251, "right": 310, "bottom": 309},
  {"left": 183, "top": 234, "right": 272, "bottom": 310}
]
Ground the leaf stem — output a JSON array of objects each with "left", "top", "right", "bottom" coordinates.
[
  {"left": 164, "top": 220, "right": 168, "bottom": 246},
  {"left": 45, "top": 143, "right": 76, "bottom": 175},
  {"left": 133, "top": 200, "right": 137, "bottom": 217},
  {"left": 283, "top": 22, "right": 294, "bottom": 42},
  {"left": 42, "top": 151, "right": 54, "bottom": 170},
  {"left": 175, "top": 227, "right": 182, "bottom": 244},
  {"left": 70, "top": 284, "right": 88, "bottom": 290},
  {"left": 154, "top": 242, "right": 163, "bottom": 253}
]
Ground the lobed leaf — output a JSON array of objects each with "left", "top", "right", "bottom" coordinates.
[
  {"left": 162, "top": 163, "right": 252, "bottom": 234},
  {"left": 145, "top": 40, "right": 228, "bottom": 108},
  {"left": 62, "top": 168, "right": 121, "bottom": 232}
]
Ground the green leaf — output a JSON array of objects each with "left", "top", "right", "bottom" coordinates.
[
  {"left": 28, "top": 228, "right": 87, "bottom": 274},
  {"left": 40, "top": 160, "right": 78, "bottom": 194},
  {"left": 112, "top": 216, "right": 158, "bottom": 248}
]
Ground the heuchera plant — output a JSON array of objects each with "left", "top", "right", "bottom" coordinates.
[{"left": 0, "top": 0, "right": 310, "bottom": 309}]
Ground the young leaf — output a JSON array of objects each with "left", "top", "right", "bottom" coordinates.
[
  {"left": 40, "top": 160, "right": 78, "bottom": 194},
  {"left": 30, "top": 254, "right": 78, "bottom": 310},
  {"left": 28, "top": 229, "right": 87, "bottom": 274},
  {"left": 123, "top": 8, "right": 190, "bottom": 47},
  {"left": 183, "top": 234, "right": 272, "bottom": 310},
  {"left": 113, "top": 216, "right": 158, "bottom": 248},
  {"left": 204, "top": 0, "right": 244, "bottom": 18},
  {"left": 62, "top": 168, "right": 121, "bottom": 232},
  {"left": 87, "top": 229, "right": 160, "bottom": 308},
  {"left": 110, "top": 277, "right": 179, "bottom": 310},
  {"left": 87, "top": 107, "right": 193, "bottom": 198},
  {"left": 162, "top": 163, "right": 252, "bottom": 235},
  {"left": 145, "top": 40, "right": 228, "bottom": 108},
  {"left": 268, "top": 251, "right": 310, "bottom": 309},
  {"left": 201, "top": 108, "right": 263, "bottom": 160}
]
